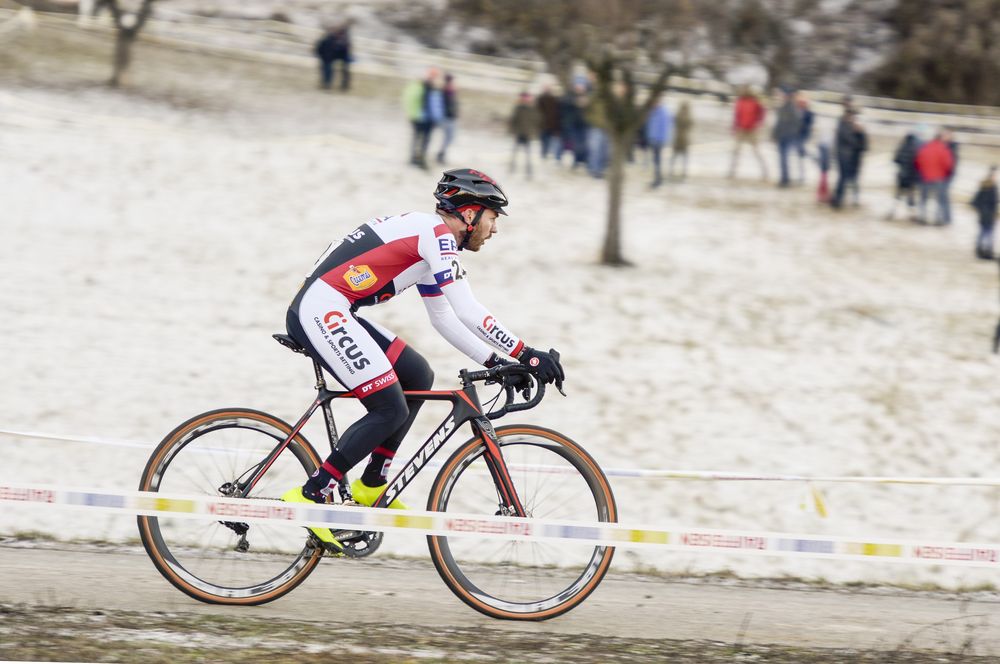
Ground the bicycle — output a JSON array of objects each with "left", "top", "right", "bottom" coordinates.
[{"left": 137, "top": 333, "right": 617, "bottom": 620}]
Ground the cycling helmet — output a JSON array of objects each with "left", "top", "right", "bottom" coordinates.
[{"left": 433, "top": 168, "right": 508, "bottom": 216}]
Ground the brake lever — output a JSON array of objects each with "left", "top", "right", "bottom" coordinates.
[{"left": 548, "top": 348, "right": 567, "bottom": 396}]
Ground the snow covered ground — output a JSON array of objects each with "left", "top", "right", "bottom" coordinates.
[{"left": 2, "top": 17, "right": 1000, "bottom": 589}]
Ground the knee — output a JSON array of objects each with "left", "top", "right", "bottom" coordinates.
[
  {"left": 364, "top": 385, "right": 409, "bottom": 430},
  {"left": 396, "top": 346, "right": 435, "bottom": 392},
  {"left": 386, "top": 400, "right": 410, "bottom": 432},
  {"left": 411, "top": 363, "right": 434, "bottom": 392}
]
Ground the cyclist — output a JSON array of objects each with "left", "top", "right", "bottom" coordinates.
[{"left": 282, "top": 168, "right": 565, "bottom": 551}]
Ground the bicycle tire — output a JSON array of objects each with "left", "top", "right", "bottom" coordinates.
[
  {"left": 426, "top": 424, "right": 616, "bottom": 620},
  {"left": 137, "top": 408, "right": 324, "bottom": 605}
]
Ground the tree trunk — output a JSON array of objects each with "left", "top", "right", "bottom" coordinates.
[
  {"left": 109, "top": 28, "right": 135, "bottom": 87},
  {"left": 600, "top": 131, "right": 631, "bottom": 266}
]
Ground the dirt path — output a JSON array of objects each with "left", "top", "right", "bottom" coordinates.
[{"left": 2, "top": 542, "right": 999, "bottom": 662}]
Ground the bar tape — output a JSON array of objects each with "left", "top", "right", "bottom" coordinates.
[
  {"left": 3, "top": 428, "right": 999, "bottom": 486},
  {"left": 2, "top": 482, "right": 999, "bottom": 568}
]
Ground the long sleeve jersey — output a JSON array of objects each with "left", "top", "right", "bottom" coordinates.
[{"left": 300, "top": 212, "right": 525, "bottom": 364}]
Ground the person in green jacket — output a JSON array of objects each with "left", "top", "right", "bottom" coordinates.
[{"left": 403, "top": 68, "right": 439, "bottom": 168}]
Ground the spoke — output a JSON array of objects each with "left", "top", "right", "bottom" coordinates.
[
  {"left": 434, "top": 431, "right": 613, "bottom": 615},
  {"left": 147, "top": 417, "right": 318, "bottom": 600}
]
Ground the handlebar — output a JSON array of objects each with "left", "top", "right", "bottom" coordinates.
[{"left": 459, "top": 350, "right": 565, "bottom": 420}]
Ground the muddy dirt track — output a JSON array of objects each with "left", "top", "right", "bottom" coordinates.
[{"left": 2, "top": 542, "right": 1000, "bottom": 662}]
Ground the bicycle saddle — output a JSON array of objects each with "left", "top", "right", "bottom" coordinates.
[{"left": 272, "top": 333, "right": 307, "bottom": 355}]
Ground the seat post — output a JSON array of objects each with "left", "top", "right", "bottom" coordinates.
[{"left": 312, "top": 359, "right": 328, "bottom": 390}]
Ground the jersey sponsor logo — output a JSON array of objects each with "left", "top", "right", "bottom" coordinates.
[
  {"left": 480, "top": 315, "right": 518, "bottom": 350},
  {"left": 345, "top": 228, "right": 367, "bottom": 243},
  {"left": 358, "top": 370, "right": 398, "bottom": 395},
  {"left": 323, "top": 310, "right": 348, "bottom": 329},
  {"left": 343, "top": 264, "right": 378, "bottom": 291},
  {"left": 433, "top": 268, "right": 453, "bottom": 286},
  {"left": 438, "top": 237, "right": 458, "bottom": 253},
  {"left": 315, "top": 311, "right": 372, "bottom": 373}
]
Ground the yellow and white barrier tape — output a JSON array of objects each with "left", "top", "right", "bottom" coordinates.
[
  {"left": 2, "top": 482, "right": 999, "bottom": 568},
  {"left": 2, "top": 428, "right": 999, "bottom": 487}
]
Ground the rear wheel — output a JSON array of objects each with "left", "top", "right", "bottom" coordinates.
[
  {"left": 426, "top": 425, "right": 616, "bottom": 620},
  {"left": 137, "top": 408, "right": 324, "bottom": 605}
]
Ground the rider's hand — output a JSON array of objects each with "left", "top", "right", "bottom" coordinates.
[
  {"left": 485, "top": 353, "right": 531, "bottom": 391},
  {"left": 518, "top": 346, "right": 565, "bottom": 385}
]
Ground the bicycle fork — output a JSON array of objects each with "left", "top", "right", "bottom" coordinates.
[{"left": 473, "top": 416, "right": 528, "bottom": 518}]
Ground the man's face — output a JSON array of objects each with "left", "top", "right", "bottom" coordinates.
[{"left": 465, "top": 209, "right": 499, "bottom": 252}]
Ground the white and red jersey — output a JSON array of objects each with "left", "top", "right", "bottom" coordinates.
[{"left": 300, "top": 212, "right": 524, "bottom": 364}]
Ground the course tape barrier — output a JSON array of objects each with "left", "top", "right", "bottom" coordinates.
[
  {"left": 3, "top": 428, "right": 999, "bottom": 487},
  {"left": 3, "top": 482, "right": 1000, "bottom": 569}
]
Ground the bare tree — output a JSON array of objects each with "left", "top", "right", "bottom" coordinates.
[
  {"left": 95, "top": 0, "right": 156, "bottom": 87},
  {"left": 448, "top": 0, "right": 704, "bottom": 265},
  {"left": 585, "top": 51, "right": 678, "bottom": 265}
]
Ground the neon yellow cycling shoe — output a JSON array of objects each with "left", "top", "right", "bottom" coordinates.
[
  {"left": 281, "top": 486, "right": 344, "bottom": 553},
  {"left": 350, "top": 479, "right": 408, "bottom": 510}
]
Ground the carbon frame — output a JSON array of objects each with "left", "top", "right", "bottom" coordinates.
[{"left": 240, "top": 360, "right": 527, "bottom": 518}]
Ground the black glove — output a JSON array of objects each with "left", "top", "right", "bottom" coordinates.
[
  {"left": 485, "top": 353, "right": 531, "bottom": 391},
  {"left": 518, "top": 346, "right": 565, "bottom": 385}
]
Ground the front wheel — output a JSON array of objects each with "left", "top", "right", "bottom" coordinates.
[
  {"left": 137, "top": 408, "right": 324, "bottom": 605},
  {"left": 426, "top": 425, "right": 617, "bottom": 620}
]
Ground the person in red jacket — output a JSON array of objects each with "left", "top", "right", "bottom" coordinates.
[
  {"left": 915, "top": 131, "right": 956, "bottom": 225},
  {"left": 728, "top": 85, "right": 769, "bottom": 180}
]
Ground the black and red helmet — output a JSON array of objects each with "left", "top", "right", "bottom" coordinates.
[{"left": 433, "top": 168, "right": 508, "bottom": 216}]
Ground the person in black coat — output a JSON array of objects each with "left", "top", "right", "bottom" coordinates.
[
  {"left": 557, "top": 83, "right": 589, "bottom": 169},
  {"left": 971, "top": 166, "right": 998, "bottom": 260},
  {"left": 886, "top": 133, "right": 920, "bottom": 220},
  {"left": 830, "top": 109, "right": 867, "bottom": 209},
  {"left": 315, "top": 25, "right": 352, "bottom": 91}
]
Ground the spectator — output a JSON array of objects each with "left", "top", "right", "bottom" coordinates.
[
  {"left": 585, "top": 85, "right": 610, "bottom": 179},
  {"left": 558, "top": 82, "right": 589, "bottom": 169},
  {"left": 794, "top": 91, "right": 814, "bottom": 183},
  {"left": 314, "top": 24, "right": 351, "bottom": 91},
  {"left": 914, "top": 130, "right": 956, "bottom": 225},
  {"left": 536, "top": 85, "right": 561, "bottom": 160},
  {"left": 971, "top": 166, "right": 998, "bottom": 260},
  {"left": 830, "top": 109, "right": 867, "bottom": 209},
  {"left": 509, "top": 91, "right": 540, "bottom": 178},
  {"left": 436, "top": 73, "right": 458, "bottom": 164},
  {"left": 728, "top": 86, "right": 768, "bottom": 180},
  {"left": 403, "top": 75, "right": 427, "bottom": 167},
  {"left": 644, "top": 94, "right": 672, "bottom": 188},
  {"left": 816, "top": 138, "right": 831, "bottom": 203},
  {"left": 941, "top": 128, "right": 959, "bottom": 225},
  {"left": 669, "top": 100, "right": 692, "bottom": 180},
  {"left": 424, "top": 70, "right": 446, "bottom": 161},
  {"left": 403, "top": 68, "right": 440, "bottom": 169},
  {"left": 885, "top": 132, "right": 920, "bottom": 221},
  {"left": 772, "top": 87, "right": 802, "bottom": 187}
]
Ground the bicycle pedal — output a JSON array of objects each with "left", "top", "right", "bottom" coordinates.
[{"left": 307, "top": 533, "right": 346, "bottom": 558}]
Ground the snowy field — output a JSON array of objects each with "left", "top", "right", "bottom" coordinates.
[{"left": 2, "top": 16, "right": 1000, "bottom": 589}]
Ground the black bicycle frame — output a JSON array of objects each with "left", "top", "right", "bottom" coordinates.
[{"left": 239, "top": 359, "right": 527, "bottom": 517}]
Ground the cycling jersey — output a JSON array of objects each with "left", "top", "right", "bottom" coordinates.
[
  {"left": 301, "top": 212, "right": 523, "bottom": 360},
  {"left": 288, "top": 212, "right": 523, "bottom": 398}
]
